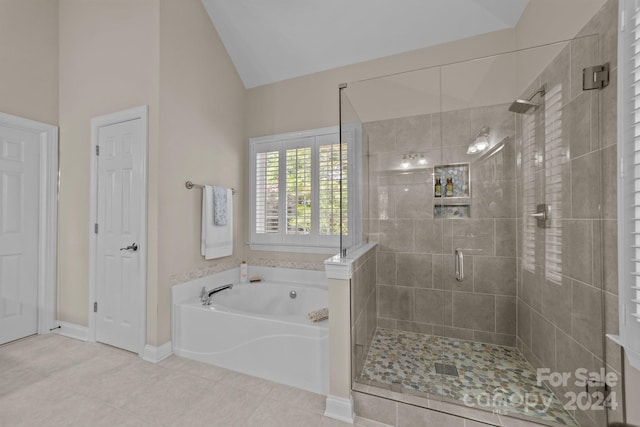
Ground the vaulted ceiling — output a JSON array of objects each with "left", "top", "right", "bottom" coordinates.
[{"left": 201, "top": 0, "right": 529, "bottom": 88}]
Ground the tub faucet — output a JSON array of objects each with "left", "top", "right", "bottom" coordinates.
[{"left": 201, "top": 284, "right": 233, "bottom": 306}]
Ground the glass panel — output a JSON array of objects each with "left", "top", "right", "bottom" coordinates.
[{"left": 339, "top": 87, "right": 365, "bottom": 254}]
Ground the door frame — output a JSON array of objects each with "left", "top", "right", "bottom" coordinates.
[
  {"left": 88, "top": 106, "right": 148, "bottom": 357},
  {"left": 0, "top": 112, "right": 58, "bottom": 336}
]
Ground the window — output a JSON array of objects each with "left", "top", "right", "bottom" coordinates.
[
  {"left": 617, "top": 0, "right": 640, "bottom": 370},
  {"left": 249, "top": 126, "right": 357, "bottom": 253}
]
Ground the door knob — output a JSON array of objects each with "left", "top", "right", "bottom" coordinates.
[{"left": 120, "top": 243, "right": 138, "bottom": 252}]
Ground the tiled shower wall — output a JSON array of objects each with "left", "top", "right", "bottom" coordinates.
[
  {"left": 514, "top": 1, "right": 623, "bottom": 426},
  {"left": 363, "top": 102, "right": 518, "bottom": 347}
]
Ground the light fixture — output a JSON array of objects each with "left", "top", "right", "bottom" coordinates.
[
  {"left": 400, "top": 153, "right": 427, "bottom": 169},
  {"left": 467, "top": 126, "right": 491, "bottom": 154},
  {"left": 401, "top": 155, "right": 410, "bottom": 169}
]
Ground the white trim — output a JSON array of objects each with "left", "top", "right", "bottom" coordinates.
[
  {"left": 0, "top": 112, "right": 58, "bottom": 336},
  {"left": 54, "top": 321, "right": 89, "bottom": 342},
  {"left": 89, "top": 106, "right": 149, "bottom": 358},
  {"left": 324, "top": 263, "right": 353, "bottom": 280},
  {"left": 324, "top": 395, "right": 355, "bottom": 424},
  {"left": 324, "top": 242, "right": 378, "bottom": 280},
  {"left": 250, "top": 126, "right": 341, "bottom": 144},
  {"left": 143, "top": 341, "right": 173, "bottom": 363}
]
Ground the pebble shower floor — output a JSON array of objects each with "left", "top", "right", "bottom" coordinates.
[{"left": 357, "top": 328, "right": 579, "bottom": 426}]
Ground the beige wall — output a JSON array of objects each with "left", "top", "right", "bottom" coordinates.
[
  {"left": 245, "top": 29, "right": 516, "bottom": 139},
  {"left": 57, "top": 0, "right": 160, "bottom": 326},
  {"left": 0, "top": 0, "right": 58, "bottom": 124},
  {"left": 55, "top": 0, "right": 244, "bottom": 345},
  {"left": 155, "top": 0, "right": 245, "bottom": 345}
]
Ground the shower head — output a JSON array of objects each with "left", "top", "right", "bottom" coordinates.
[
  {"left": 509, "top": 84, "right": 547, "bottom": 114},
  {"left": 509, "top": 99, "right": 539, "bottom": 114}
]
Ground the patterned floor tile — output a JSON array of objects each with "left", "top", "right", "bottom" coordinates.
[{"left": 357, "top": 328, "right": 578, "bottom": 426}]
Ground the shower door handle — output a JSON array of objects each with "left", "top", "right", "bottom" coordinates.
[{"left": 455, "top": 248, "right": 464, "bottom": 282}]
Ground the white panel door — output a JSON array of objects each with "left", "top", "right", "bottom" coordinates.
[
  {"left": 0, "top": 125, "right": 39, "bottom": 345},
  {"left": 95, "top": 118, "right": 143, "bottom": 353}
]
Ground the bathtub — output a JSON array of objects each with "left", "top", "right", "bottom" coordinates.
[{"left": 172, "top": 272, "right": 329, "bottom": 395}]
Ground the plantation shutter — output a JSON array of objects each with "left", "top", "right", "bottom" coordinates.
[
  {"left": 255, "top": 149, "right": 280, "bottom": 235},
  {"left": 249, "top": 126, "right": 357, "bottom": 252},
  {"left": 286, "top": 146, "right": 312, "bottom": 235},
  {"left": 619, "top": 0, "right": 640, "bottom": 370},
  {"left": 319, "top": 142, "right": 347, "bottom": 236}
]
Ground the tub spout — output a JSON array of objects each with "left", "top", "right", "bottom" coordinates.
[{"left": 202, "top": 284, "right": 233, "bottom": 305}]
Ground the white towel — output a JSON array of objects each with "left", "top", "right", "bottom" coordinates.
[{"left": 201, "top": 185, "right": 233, "bottom": 260}]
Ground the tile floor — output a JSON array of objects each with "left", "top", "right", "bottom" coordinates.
[
  {"left": 357, "top": 329, "right": 578, "bottom": 427},
  {"left": 0, "top": 334, "right": 366, "bottom": 427}
]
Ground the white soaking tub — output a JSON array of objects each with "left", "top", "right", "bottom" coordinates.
[{"left": 172, "top": 274, "right": 329, "bottom": 395}]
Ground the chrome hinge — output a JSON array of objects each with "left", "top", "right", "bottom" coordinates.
[
  {"left": 93, "top": 302, "right": 98, "bottom": 313},
  {"left": 586, "top": 379, "right": 614, "bottom": 408},
  {"left": 96, "top": 145, "right": 100, "bottom": 156},
  {"left": 583, "top": 63, "right": 610, "bottom": 90},
  {"left": 94, "top": 223, "right": 98, "bottom": 234}
]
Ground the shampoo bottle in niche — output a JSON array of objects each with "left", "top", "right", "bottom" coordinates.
[
  {"left": 445, "top": 177, "right": 454, "bottom": 197},
  {"left": 240, "top": 261, "right": 248, "bottom": 283},
  {"left": 434, "top": 178, "right": 442, "bottom": 197}
]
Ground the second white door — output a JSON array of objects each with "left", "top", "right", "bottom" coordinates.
[
  {"left": 95, "top": 117, "right": 144, "bottom": 353},
  {"left": 0, "top": 124, "right": 40, "bottom": 345}
]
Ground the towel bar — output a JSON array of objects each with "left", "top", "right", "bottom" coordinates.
[{"left": 185, "top": 181, "right": 235, "bottom": 195}]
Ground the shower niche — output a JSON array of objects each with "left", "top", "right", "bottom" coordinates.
[{"left": 433, "top": 162, "right": 470, "bottom": 219}]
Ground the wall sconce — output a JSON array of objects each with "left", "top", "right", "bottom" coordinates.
[{"left": 467, "top": 126, "right": 491, "bottom": 154}]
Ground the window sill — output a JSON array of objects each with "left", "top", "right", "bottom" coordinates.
[{"left": 248, "top": 242, "right": 339, "bottom": 255}]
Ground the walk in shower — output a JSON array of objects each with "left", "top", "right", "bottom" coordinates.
[{"left": 340, "top": 28, "right": 619, "bottom": 427}]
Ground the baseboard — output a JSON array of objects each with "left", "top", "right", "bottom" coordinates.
[
  {"left": 142, "top": 341, "right": 172, "bottom": 363},
  {"left": 53, "top": 321, "right": 89, "bottom": 342},
  {"left": 324, "top": 395, "right": 355, "bottom": 424}
]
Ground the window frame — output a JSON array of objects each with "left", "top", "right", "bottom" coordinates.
[{"left": 249, "top": 126, "right": 359, "bottom": 254}]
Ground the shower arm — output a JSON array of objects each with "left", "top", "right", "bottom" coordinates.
[{"left": 527, "top": 84, "right": 546, "bottom": 101}]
